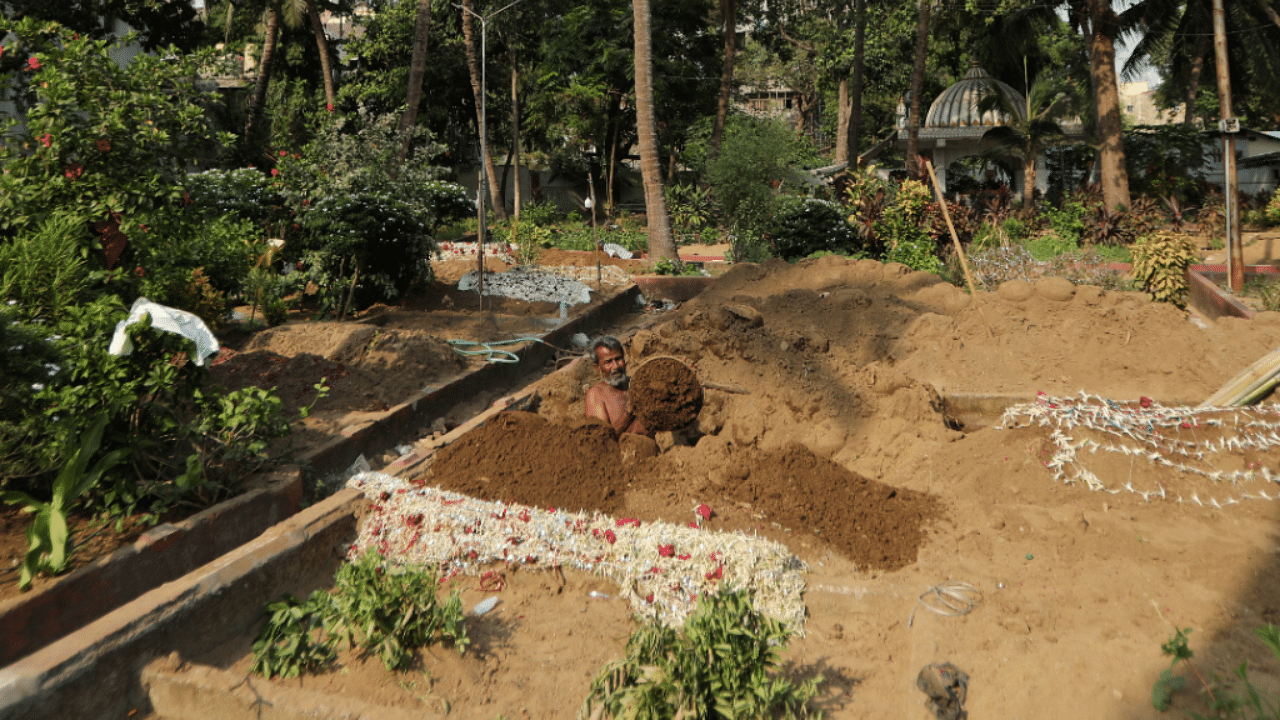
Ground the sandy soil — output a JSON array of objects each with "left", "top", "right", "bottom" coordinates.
[{"left": 182, "top": 252, "right": 1280, "bottom": 720}]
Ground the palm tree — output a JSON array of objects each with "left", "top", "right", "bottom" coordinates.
[
  {"left": 242, "top": 0, "right": 314, "bottom": 144},
  {"left": 461, "top": 0, "right": 509, "bottom": 221},
  {"left": 979, "top": 70, "right": 1072, "bottom": 210},
  {"left": 905, "top": 0, "right": 931, "bottom": 176},
  {"left": 1082, "top": 0, "right": 1130, "bottom": 210},
  {"left": 633, "top": 0, "right": 679, "bottom": 263},
  {"left": 307, "top": 1, "right": 336, "bottom": 107},
  {"left": 709, "top": 0, "right": 737, "bottom": 156},
  {"left": 398, "top": 0, "right": 434, "bottom": 135}
]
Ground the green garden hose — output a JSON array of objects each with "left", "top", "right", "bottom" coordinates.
[{"left": 447, "top": 337, "right": 549, "bottom": 364}]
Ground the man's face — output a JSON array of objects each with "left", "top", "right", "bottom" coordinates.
[{"left": 595, "top": 346, "right": 628, "bottom": 388}]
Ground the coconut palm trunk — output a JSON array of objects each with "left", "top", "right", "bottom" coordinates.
[
  {"left": 399, "top": 0, "right": 434, "bottom": 134},
  {"left": 633, "top": 0, "right": 678, "bottom": 262},
  {"left": 1087, "top": 0, "right": 1131, "bottom": 210},
  {"left": 307, "top": 1, "right": 336, "bottom": 107},
  {"left": 461, "top": 0, "right": 509, "bottom": 221},
  {"left": 243, "top": 8, "right": 279, "bottom": 143},
  {"left": 709, "top": 0, "right": 736, "bottom": 156}
]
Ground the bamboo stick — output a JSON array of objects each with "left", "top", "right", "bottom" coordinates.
[
  {"left": 923, "top": 159, "right": 993, "bottom": 338},
  {"left": 1201, "top": 345, "right": 1280, "bottom": 407}
]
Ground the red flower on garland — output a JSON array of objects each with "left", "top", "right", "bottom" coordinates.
[
  {"left": 27, "top": 56, "right": 41, "bottom": 71},
  {"left": 1140, "top": 396, "right": 1153, "bottom": 408},
  {"left": 694, "top": 504, "right": 713, "bottom": 521},
  {"left": 658, "top": 544, "right": 674, "bottom": 557},
  {"left": 64, "top": 163, "right": 83, "bottom": 180},
  {"left": 615, "top": 518, "right": 640, "bottom": 528},
  {"left": 705, "top": 565, "right": 723, "bottom": 580},
  {"left": 603, "top": 530, "right": 617, "bottom": 545}
]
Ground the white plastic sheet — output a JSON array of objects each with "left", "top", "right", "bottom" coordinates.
[{"left": 107, "top": 297, "right": 220, "bottom": 367}]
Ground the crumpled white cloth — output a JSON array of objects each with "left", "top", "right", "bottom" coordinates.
[
  {"left": 603, "top": 242, "right": 633, "bottom": 260},
  {"left": 108, "top": 297, "right": 220, "bottom": 367}
]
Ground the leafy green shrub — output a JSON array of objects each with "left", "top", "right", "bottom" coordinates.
[
  {"left": 184, "top": 168, "right": 287, "bottom": 231},
  {"left": 687, "top": 115, "right": 820, "bottom": 262},
  {"left": 769, "top": 196, "right": 856, "bottom": 261},
  {"left": 251, "top": 551, "right": 469, "bottom": 678},
  {"left": 1132, "top": 230, "right": 1198, "bottom": 308},
  {"left": 297, "top": 191, "right": 436, "bottom": 312},
  {"left": 666, "top": 182, "right": 714, "bottom": 237},
  {"left": 1, "top": 414, "right": 125, "bottom": 590},
  {"left": 1037, "top": 198, "right": 1085, "bottom": 247},
  {"left": 1023, "top": 231, "right": 1079, "bottom": 261},
  {"left": 873, "top": 180, "right": 942, "bottom": 273},
  {"left": 0, "top": 211, "right": 95, "bottom": 321},
  {"left": 0, "top": 17, "right": 231, "bottom": 240},
  {"left": 520, "top": 200, "right": 562, "bottom": 227},
  {"left": 277, "top": 109, "right": 463, "bottom": 228},
  {"left": 1152, "top": 624, "right": 1280, "bottom": 719},
  {"left": 578, "top": 589, "right": 820, "bottom": 720},
  {"left": 1265, "top": 191, "right": 1280, "bottom": 228}
]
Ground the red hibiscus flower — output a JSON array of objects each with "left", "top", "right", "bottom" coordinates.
[
  {"left": 27, "top": 57, "right": 41, "bottom": 71},
  {"left": 134, "top": 266, "right": 145, "bottom": 278},
  {"left": 603, "top": 530, "right": 617, "bottom": 545},
  {"left": 64, "top": 163, "right": 83, "bottom": 180},
  {"left": 658, "top": 544, "right": 674, "bottom": 557},
  {"left": 694, "top": 504, "right": 713, "bottom": 520},
  {"left": 38, "top": 134, "right": 51, "bottom": 148}
]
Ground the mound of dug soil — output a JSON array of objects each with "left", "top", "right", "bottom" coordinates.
[
  {"left": 422, "top": 412, "right": 941, "bottom": 570},
  {"left": 629, "top": 357, "right": 703, "bottom": 431},
  {"left": 721, "top": 443, "right": 940, "bottom": 571},
  {"left": 426, "top": 412, "right": 630, "bottom": 515}
]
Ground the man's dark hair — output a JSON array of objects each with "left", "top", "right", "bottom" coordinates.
[{"left": 589, "top": 335, "right": 624, "bottom": 364}]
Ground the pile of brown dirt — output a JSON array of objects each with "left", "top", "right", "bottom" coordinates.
[
  {"left": 720, "top": 443, "right": 940, "bottom": 571},
  {"left": 629, "top": 357, "right": 703, "bottom": 431},
  {"left": 421, "top": 412, "right": 941, "bottom": 571},
  {"left": 425, "top": 412, "right": 630, "bottom": 515}
]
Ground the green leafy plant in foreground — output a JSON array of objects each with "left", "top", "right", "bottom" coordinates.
[
  {"left": 1153, "top": 625, "right": 1280, "bottom": 718},
  {"left": 1, "top": 414, "right": 126, "bottom": 590},
  {"left": 251, "top": 551, "right": 469, "bottom": 678},
  {"left": 578, "top": 589, "right": 821, "bottom": 720}
]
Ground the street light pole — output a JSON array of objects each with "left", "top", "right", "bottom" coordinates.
[{"left": 458, "top": 0, "right": 524, "bottom": 310}]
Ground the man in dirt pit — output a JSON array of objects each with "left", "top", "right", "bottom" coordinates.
[{"left": 584, "top": 335, "right": 651, "bottom": 437}]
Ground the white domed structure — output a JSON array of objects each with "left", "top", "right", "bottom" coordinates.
[
  {"left": 894, "top": 62, "right": 1081, "bottom": 198},
  {"left": 924, "top": 64, "right": 1024, "bottom": 129}
]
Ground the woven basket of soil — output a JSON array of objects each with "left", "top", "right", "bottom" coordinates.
[{"left": 630, "top": 356, "right": 703, "bottom": 432}]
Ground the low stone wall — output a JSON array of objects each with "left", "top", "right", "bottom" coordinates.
[
  {"left": 0, "top": 467, "right": 302, "bottom": 668},
  {"left": 0, "top": 489, "right": 366, "bottom": 720}
]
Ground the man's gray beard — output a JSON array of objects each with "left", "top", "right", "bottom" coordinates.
[{"left": 606, "top": 372, "right": 630, "bottom": 390}]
